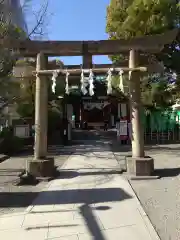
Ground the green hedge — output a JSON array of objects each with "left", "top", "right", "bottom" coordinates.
[{"left": 0, "top": 127, "right": 24, "bottom": 155}]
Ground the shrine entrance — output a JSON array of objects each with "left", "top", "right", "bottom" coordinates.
[
  {"left": 8, "top": 29, "right": 179, "bottom": 178},
  {"left": 82, "top": 97, "right": 111, "bottom": 129}
]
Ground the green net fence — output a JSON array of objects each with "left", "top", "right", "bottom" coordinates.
[{"left": 142, "top": 110, "right": 180, "bottom": 132}]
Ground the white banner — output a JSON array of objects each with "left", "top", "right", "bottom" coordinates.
[
  {"left": 116, "top": 120, "right": 128, "bottom": 137},
  {"left": 121, "top": 103, "right": 127, "bottom": 117},
  {"left": 120, "top": 120, "right": 128, "bottom": 136},
  {"left": 14, "top": 125, "right": 29, "bottom": 138}
]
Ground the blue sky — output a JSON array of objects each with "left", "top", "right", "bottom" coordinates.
[{"left": 25, "top": 0, "right": 111, "bottom": 65}]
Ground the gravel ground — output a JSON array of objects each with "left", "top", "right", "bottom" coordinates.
[
  {"left": 0, "top": 145, "right": 71, "bottom": 216},
  {"left": 112, "top": 143, "right": 180, "bottom": 240}
]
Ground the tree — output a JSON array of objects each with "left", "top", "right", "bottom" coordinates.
[
  {"left": 140, "top": 74, "right": 173, "bottom": 109},
  {"left": 0, "top": 0, "right": 51, "bottom": 69},
  {"left": 15, "top": 58, "right": 66, "bottom": 120},
  {"left": 106, "top": 0, "right": 180, "bottom": 109},
  {"left": 106, "top": 0, "right": 180, "bottom": 72},
  {"left": 0, "top": 0, "right": 51, "bottom": 109},
  {"left": 111, "top": 71, "right": 178, "bottom": 110}
]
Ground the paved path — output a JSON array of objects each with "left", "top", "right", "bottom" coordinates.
[
  {"left": 128, "top": 144, "right": 180, "bottom": 240},
  {"left": 0, "top": 141, "right": 160, "bottom": 239},
  {"left": 111, "top": 142, "right": 180, "bottom": 240},
  {"left": 0, "top": 145, "right": 71, "bottom": 216}
]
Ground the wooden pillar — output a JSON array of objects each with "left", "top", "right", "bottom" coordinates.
[
  {"left": 118, "top": 103, "right": 121, "bottom": 118},
  {"left": 82, "top": 54, "right": 92, "bottom": 69},
  {"left": 129, "top": 50, "right": 144, "bottom": 158},
  {"left": 82, "top": 44, "right": 92, "bottom": 128},
  {"left": 34, "top": 52, "right": 48, "bottom": 159},
  {"left": 82, "top": 42, "right": 93, "bottom": 69}
]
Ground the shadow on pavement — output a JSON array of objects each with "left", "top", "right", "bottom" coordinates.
[
  {"left": 80, "top": 204, "right": 106, "bottom": 240},
  {"left": 58, "top": 170, "right": 123, "bottom": 179},
  {"left": 0, "top": 187, "right": 131, "bottom": 239},
  {"left": 154, "top": 167, "right": 180, "bottom": 178},
  {"left": 0, "top": 187, "right": 132, "bottom": 208}
]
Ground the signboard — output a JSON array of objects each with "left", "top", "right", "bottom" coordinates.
[
  {"left": 120, "top": 120, "right": 128, "bottom": 138},
  {"left": 121, "top": 104, "right": 127, "bottom": 118},
  {"left": 116, "top": 120, "right": 128, "bottom": 140},
  {"left": 14, "top": 125, "right": 30, "bottom": 138}
]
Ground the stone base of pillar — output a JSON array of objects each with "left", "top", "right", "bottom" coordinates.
[
  {"left": 126, "top": 156, "right": 154, "bottom": 176},
  {"left": 28, "top": 157, "right": 55, "bottom": 178}
]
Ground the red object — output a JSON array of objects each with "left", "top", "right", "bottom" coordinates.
[{"left": 120, "top": 135, "right": 128, "bottom": 140}]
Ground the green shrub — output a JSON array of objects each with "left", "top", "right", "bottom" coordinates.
[
  {"left": 0, "top": 127, "right": 24, "bottom": 154},
  {"left": 0, "top": 127, "right": 13, "bottom": 138}
]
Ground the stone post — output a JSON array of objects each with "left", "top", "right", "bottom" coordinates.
[
  {"left": 28, "top": 52, "right": 54, "bottom": 178},
  {"left": 129, "top": 50, "right": 144, "bottom": 158},
  {"left": 34, "top": 52, "right": 47, "bottom": 159},
  {"left": 126, "top": 49, "right": 154, "bottom": 177}
]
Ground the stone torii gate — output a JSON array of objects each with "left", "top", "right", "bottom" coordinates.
[{"left": 8, "top": 29, "right": 179, "bottom": 178}]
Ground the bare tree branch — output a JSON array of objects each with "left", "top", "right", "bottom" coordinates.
[
  {"left": 21, "top": 0, "right": 51, "bottom": 39},
  {"left": 27, "top": 0, "right": 49, "bottom": 38},
  {"left": 1, "top": 0, "right": 51, "bottom": 40}
]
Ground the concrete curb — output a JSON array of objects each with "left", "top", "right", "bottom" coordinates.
[
  {"left": 128, "top": 175, "right": 160, "bottom": 180},
  {"left": 128, "top": 179, "right": 161, "bottom": 240}
]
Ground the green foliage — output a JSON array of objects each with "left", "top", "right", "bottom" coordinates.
[
  {"left": 106, "top": 0, "right": 180, "bottom": 71},
  {"left": 16, "top": 76, "right": 63, "bottom": 120},
  {"left": 106, "top": 0, "right": 180, "bottom": 108},
  {"left": 0, "top": 22, "right": 25, "bottom": 79},
  {"left": 16, "top": 76, "right": 35, "bottom": 119},
  {"left": 48, "top": 109, "right": 61, "bottom": 136},
  {"left": 0, "top": 21, "right": 26, "bottom": 110},
  {"left": 111, "top": 72, "right": 175, "bottom": 108},
  {"left": 0, "top": 0, "right": 27, "bottom": 103},
  {"left": 0, "top": 127, "right": 13, "bottom": 139},
  {"left": 107, "top": 0, "right": 180, "bottom": 39},
  {"left": 141, "top": 75, "right": 172, "bottom": 109},
  {"left": 0, "top": 127, "right": 24, "bottom": 154},
  {"left": 16, "top": 103, "right": 34, "bottom": 118}
]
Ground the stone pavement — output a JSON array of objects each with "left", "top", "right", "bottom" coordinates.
[
  {"left": 128, "top": 144, "right": 180, "bottom": 240},
  {"left": 0, "top": 145, "right": 71, "bottom": 216},
  {"left": 0, "top": 142, "right": 160, "bottom": 239}
]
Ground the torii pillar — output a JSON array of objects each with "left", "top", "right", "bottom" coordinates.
[
  {"left": 126, "top": 49, "right": 154, "bottom": 177},
  {"left": 28, "top": 52, "right": 55, "bottom": 178},
  {"left": 80, "top": 44, "right": 93, "bottom": 125}
]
